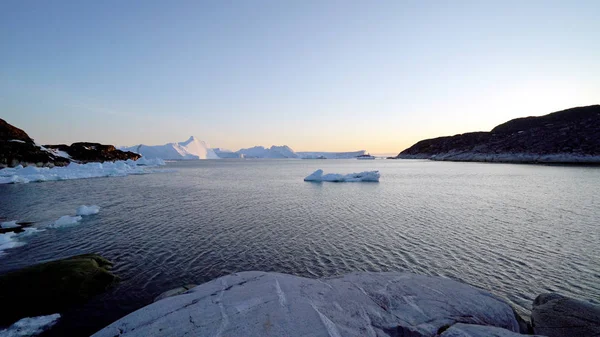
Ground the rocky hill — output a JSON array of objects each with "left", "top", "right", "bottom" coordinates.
[
  {"left": 395, "top": 105, "right": 600, "bottom": 164},
  {"left": 0, "top": 118, "right": 140, "bottom": 168}
]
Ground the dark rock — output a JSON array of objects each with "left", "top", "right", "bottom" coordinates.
[
  {"left": 531, "top": 293, "right": 600, "bottom": 337},
  {"left": 0, "top": 254, "right": 119, "bottom": 326},
  {"left": 44, "top": 142, "right": 141, "bottom": 163},
  {"left": 396, "top": 105, "right": 600, "bottom": 164},
  {"left": 0, "top": 118, "right": 69, "bottom": 168}
]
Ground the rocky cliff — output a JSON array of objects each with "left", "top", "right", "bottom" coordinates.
[
  {"left": 0, "top": 118, "right": 140, "bottom": 168},
  {"left": 396, "top": 105, "right": 600, "bottom": 164}
]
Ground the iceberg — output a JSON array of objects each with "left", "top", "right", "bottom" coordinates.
[
  {"left": 0, "top": 314, "right": 60, "bottom": 337},
  {"left": 76, "top": 205, "right": 100, "bottom": 216},
  {"left": 304, "top": 169, "right": 380, "bottom": 182},
  {"left": 50, "top": 215, "right": 82, "bottom": 228},
  {"left": 0, "top": 232, "right": 25, "bottom": 257},
  {"left": 121, "top": 136, "right": 219, "bottom": 160},
  {"left": 0, "top": 158, "right": 164, "bottom": 185}
]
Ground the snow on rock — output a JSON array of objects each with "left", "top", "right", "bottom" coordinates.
[
  {"left": 0, "top": 159, "right": 163, "bottom": 185},
  {"left": 50, "top": 216, "right": 82, "bottom": 228},
  {"left": 0, "top": 314, "right": 60, "bottom": 337},
  {"left": 304, "top": 169, "right": 380, "bottom": 182},
  {"left": 92, "top": 271, "right": 527, "bottom": 337},
  {"left": 122, "top": 136, "right": 219, "bottom": 160},
  {"left": 76, "top": 205, "right": 100, "bottom": 216}
]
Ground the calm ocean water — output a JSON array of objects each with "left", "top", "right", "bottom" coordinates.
[{"left": 1, "top": 159, "right": 599, "bottom": 336}]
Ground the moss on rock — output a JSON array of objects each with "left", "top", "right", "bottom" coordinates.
[{"left": 0, "top": 254, "right": 119, "bottom": 326}]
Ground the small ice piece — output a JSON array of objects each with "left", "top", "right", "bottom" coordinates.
[
  {"left": 0, "top": 313, "right": 61, "bottom": 336},
  {"left": 51, "top": 215, "right": 83, "bottom": 228},
  {"left": 1, "top": 221, "right": 21, "bottom": 229},
  {"left": 304, "top": 169, "right": 380, "bottom": 182},
  {"left": 0, "top": 232, "right": 26, "bottom": 256},
  {"left": 76, "top": 205, "right": 100, "bottom": 216}
]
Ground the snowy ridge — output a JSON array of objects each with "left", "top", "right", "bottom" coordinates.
[{"left": 122, "top": 136, "right": 219, "bottom": 160}]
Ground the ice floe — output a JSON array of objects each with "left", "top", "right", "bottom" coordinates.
[
  {"left": 76, "top": 205, "right": 100, "bottom": 216},
  {"left": 304, "top": 169, "right": 380, "bottom": 182},
  {"left": 50, "top": 215, "right": 83, "bottom": 228},
  {"left": 0, "top": 158, "right": 165, "bottom": 184},
  {"left": 1, "top": 221, "right": 20, "bottom": 229},
  {"left": 0, "top": 314, "right": 60, "bottom": 337},
  {"left": 0, "top": 232, "right": 25, "bottom": 257}
]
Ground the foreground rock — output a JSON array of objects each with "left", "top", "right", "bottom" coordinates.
[
  {"left": 395, "top": 105, "right": 600, "bottom": 164},
  {"left": 532, "top": 293, "right": 600, "bottom": 337},
  {"left": 0, "top": 254, "right": 119, "bottom": 327},
  {"left": 93, "top": 271, "right": 528, "bottom": 337}
]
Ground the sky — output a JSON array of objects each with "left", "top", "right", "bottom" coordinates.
[{"left": 1, "top": 1, "right": 598, "bottom": 154}]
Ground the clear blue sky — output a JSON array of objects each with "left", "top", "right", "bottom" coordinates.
[{"left": 1, "top": 1, "right": 598, "bottom": 153}]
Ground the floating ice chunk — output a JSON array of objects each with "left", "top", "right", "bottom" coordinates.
[
  {"left": 0, "top": 313, "right": 61, "bottom": 336},
  {"left": 0, "top": 158, "right": 166, "bottom": 185},
  {"left": 1, "top": 221, "right": 20, "bottom": 229},
  {"left": 76, "top": 205, "right": 100, "bottom": 216},
  {"left": 304, "top": 169, "right": 380, "bottom": 182},
  {"left": 0, "top": 232, "right": 25, "bottom": 257},
  {"left": 50, "top": 215, "right": 83, "bottom": 228}
]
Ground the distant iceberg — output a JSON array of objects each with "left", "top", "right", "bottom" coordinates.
[
  {"left": 76, "top": 205, "right": 100, "bottom": 216},
  {"left": 304, "top": 169, "right": 380, "bottom": 182},
  {"left": 0, "top": 158, "right": 164, "bottom": 185},
  {"left": 121, "top": 136, "right": 219, "bottom": 160}
]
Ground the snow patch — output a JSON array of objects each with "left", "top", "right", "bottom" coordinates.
[
  {"left": 8, "top": 139, "right": 26, "bottom": 144},
  {"left": 304, "top": 169, "right": 380, "bottom": 182},
  {"left": 0, "top": 314, "right": 60, "bottom": 337},
  {"left": 76, "top": 205, "right": 100, "bottom": 216},
  {"left": 0, "top": 158, "right": 164, "bottom": 185},
  {"left": 50, "top": 215, "right": 82, "bottom": 228}
]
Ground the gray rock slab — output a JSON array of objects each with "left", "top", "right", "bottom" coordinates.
[
  {"left": 93, "top": 271, "right": 526, "bottom": 337},
  {"left": 532, "top": 293, "right": 600, "bottom": 337}
]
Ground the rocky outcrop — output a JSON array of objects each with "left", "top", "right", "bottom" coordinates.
[
  {"left": 0, "top": 254, "right": 119, "bottom": 327},
  {"left": 93, "top": 271, "right": 529, "bottom": 337},
  {"left": 44, "top": 143, "right": 141, "bottom": 163},
  {"left": 0, "top": 118, "right": 69, "bottom": 168},
  {"left": 531, "top": 293, "right": 600, "bottom": 337},
  {"left": 396, "top": 105, "right": 600, "bottom": 164},
  {"left": 0, "top": 118, "right": 141, "bottom": 168}
]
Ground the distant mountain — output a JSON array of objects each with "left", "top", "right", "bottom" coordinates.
[
  {"left": 395, "top": 105, "right": 600, "bottom": 164},
  {"left": 122, "top": 136, "right": 219, "bottom": 160}
]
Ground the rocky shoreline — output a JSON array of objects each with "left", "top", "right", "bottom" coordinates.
[
  {"left": 393, "top": 105, "right": 600, "bottom": 164},
  {"left": 1, "top": 118, "right": 140, "bottom": 168},
  {"left": 91, "top": 271, "right": 600, "bottom": 337}
]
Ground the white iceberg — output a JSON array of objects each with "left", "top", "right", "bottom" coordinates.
[
  {"left": 304, "top": 169, "right": 380, "bottom": 182},
  {"left": 0, "top": 158, "right": 165, "bottom": 185},
  {"left": 50, "top": 215, "right": 82, "bottom": 228},
  {"left": 0, "top": 314, "right": 60, "bottom": 337},
  {"left": 122, "top": 137, "right": 219, "bottom": 160},
  {"left": 76, "top": 205, "right": 100, "bottom": 216}
]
